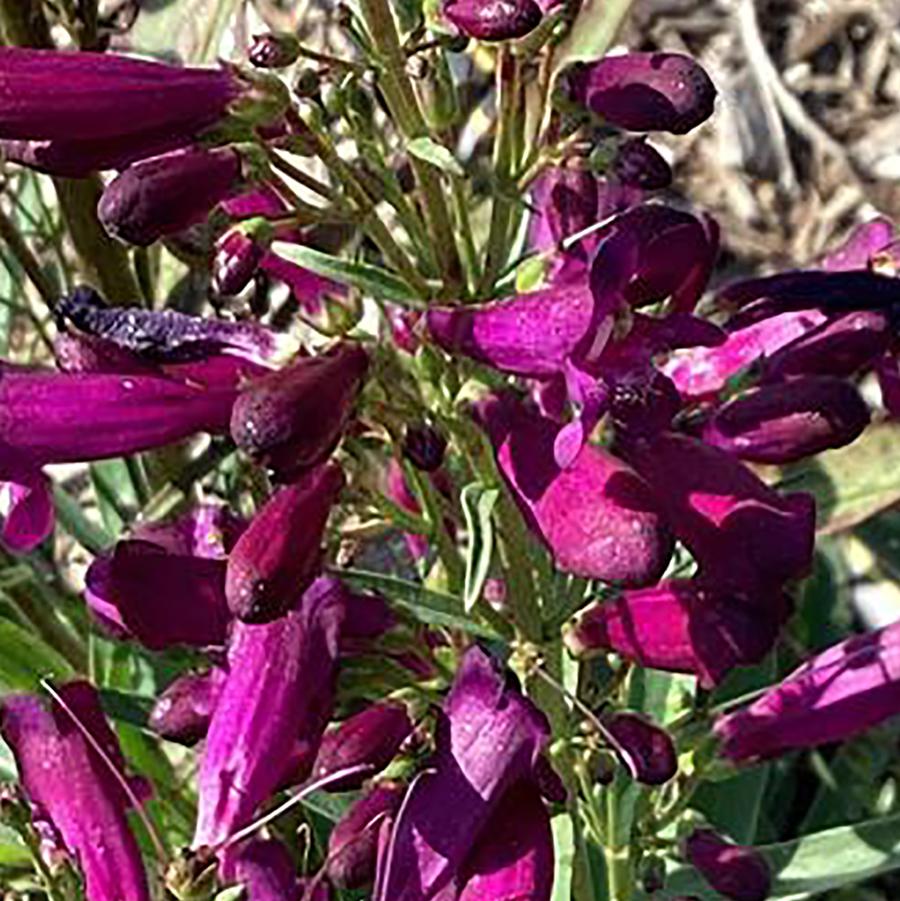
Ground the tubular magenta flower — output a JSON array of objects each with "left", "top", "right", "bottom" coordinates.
[
  {"left": 819, "top": 218, "right": 895, "bottom": 271},
  {"left": 565, "top": 579, "right": 786, "bottom": 688},
  {"left": 684, "top": 829, "right": 771, "bottom": 901},
  {"left": 445, "top": 0, "right": 542, "bottom": 41},
  {"left": 622, "top": 432, "right": 815, "bottom": 595},
  {"left": 99, "top": 147, "right": 244, "bottom": 246},
  {"left": 378, "top": 647, "right": 550, "bottom": 900},
  {"left": 479, "top": 396, "right": 672, "bottom": 586},
  {"left": 193, "top": 577, "right": 345, "bottom": 853},
  {"left": 230, "top": 342, "right": 368, "bottom": 481},
  {"left": 715, "top": 618, "right": 900, "bottom": 762},
  {"left": 312, "top": 702, "right": 413, "bottom": 791},
  {"left": 565, "top": 52, "right": 716, "bottom": 134},
  {"left": 0, "top": 682, "right": 151, "bottom": 901},
  {"left": 225, "top": 463, "right": 345, "bottom": 622},
  {"left": 701, "top": 377, "right": 870, "bottom": 464},
  {"left": 232, "top": 839, "right": 298, "bottom": 901}
]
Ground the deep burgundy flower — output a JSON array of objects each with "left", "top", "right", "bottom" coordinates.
[
  {"left": 213, "top": 228, "right": 266, "bottom": 296},
  {"left": 193, "top": 578, "right": 345, "bottom": 854},
  {"left": 377, "top": 647, "right": 550, "bottom": 900},
  {"left": 403, "top": 424, "right": 448, "bottom": 472},
  {"left": 479, "top": 396, "right": 672, "bottom": 586},
  {"left": 565, "top": 578, "right": 786, "bottom": 688},
  {"left": 622, "top": 432, "right": 815, "bottom": 595},
  {"left": 612, "top": 138, "right": 672, "bottom": 190},
  {"left": 715, "top": 619, "right": 900, "bottom": 762},
  {"left": 0, "top": 682, "right": 151, "bottom": 901},
  {"left": 603, "top": 712, "right": 677, "bottom": 785},
  {"left": 149, "top": 668, "right": 228, "bottom": 745},
  {"left": 684, "top": 829, "right": 770, "bottom": 901},
  {"left": 312, "top": 702, "right": 413, "bottom": 791},
  {"left": 328, "top": 781, "right": 405, "bottom": 889},
  {"left": 225, "top": 463, "right": 345, "bottom": 622},
  {"left": 98, "top": 147, "right": 244, "bottom": 246},
  {"left": 566, "top": 52, "right": 716, "bottom": 134},
  {"left": 230, "top": 342, "right": 368, "bottom": 481},
  {"left": 233, "top": 839, "right": 298, "bottom": 901},
  {"left": 445, "top": 0, "right": 543, "bottom": 41},
  {"left": 454, "top": 780, "right": 554, "bottom": 900},
  {"left": 702, "top": 377, "right": 870, "bottom": 464}
]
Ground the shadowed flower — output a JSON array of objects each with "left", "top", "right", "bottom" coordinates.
[
  {"left": 193, "top": 578, "right": 345, "bottom": 854},
  {"left": 622, "top": 432, "right": 815, "bottom": 595},
  {"left": 328, "top": 781, "right": 405, "bottom": 889},
  {"left": 603, "top": 712, "right": 677, "bottom": 785},
  {"left": 565, "top": 52, "right": 716, "bottom": 134},
  {"left": 612, "top": 138, "right": 672, "bottom": 190},
  {"left": 478, "top": 396, "right": 672, "bottom": 586},
  {"left": 701, "top": 377, "right": 870, "bottom": 464},
  {"left": 149, "top": 668, "right": 228, "bottom": 746},
  {"left": 0, "top": 461, "right": 52, "bottom": 552},
  {"left": 377, "top": 647, "right": 550, "bottom": 900},
  {"left": 0, "top": 681, "right": 151, "bottom": 901},
  {"left": 233, "top": 839, "right": 298, "bottom": 901},
  {"left": 684, "top": 829, "right": 770, "bottom": 901},
  {"left": 98, "top": 147, "right": 244, "bottom": 246},
  {"left": 715, "top": 618, "right": 900, "bottom": 762},
  {"left": 230, "top": 342, "right": 368, "bottom": 481},
  {"left": 564, "top": 578, "right": 787, "bottom": 688},
  {"left": 225, "top": 463, "right": 345, "bottom": 622},
  {"left": 445, "top": 0, "right": 543, "bottom": 41}
]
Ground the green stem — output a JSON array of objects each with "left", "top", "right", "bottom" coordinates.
[
  {"left": 0, "top": 204, "right": 57, "bottom": 306},
  {"left": 479, "top": 47, "right": 519, "bottom": 294},
  {"left": 450, "top": 178, "right": 479, "bottom": 292},
  {"left": 605, "top": 787, "right": 634, "bottom": 901},
  {"left": 358, "top": 0, "right": 462, "bottom": 293}
]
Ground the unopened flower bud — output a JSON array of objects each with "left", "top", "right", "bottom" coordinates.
[
  {"left": 294, "top": 67, "right": 321, "bottom": 98},
  {"left": 248, "top": 32, "right": 301, "bottom": 69},
  {"left": 444, "top": 0, "right": 543, "bottom": 41},
  {"left": 402, "top": 424, "right": 447, "bottom": 471},
  {"left": 312, "top": 702, "right": 413, "bottom": 791},
  {"left": 327, "top": 781, "right": 405, "bottom": 889},
  {"left": 149, "top": 668, "right": 227, "bottom": 746},
  {"left": 612, "top": 137, "right": 672, "bottom": 189},
  {"left": 684, "top": 829, "right": 771, "bottom": 901},
  {"left": 604, "top": 711, "right": 677, "bottom": 785}
]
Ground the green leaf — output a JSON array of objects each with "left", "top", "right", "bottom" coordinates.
[
  {"left": 0, "top": 824, "right": 28, "bottom": 869},
  {"left": 664, "top": 813, "right": 900, "bottom": 899},
  {"left": 214, "top": 887, "right": 246, "bottom": 901},
  {"left": 407, "top": 136, "right": 465, "bottom": 178},
  {"left": 776, "top": 422, "right": 900, "bottom": 535},
  {"left": 335, "top": 568, "right": 503, "bottom": 639},
  {"left": 0, "top": 617, "right": 74, "bottom": 692},
  {"left": 90, "top": 459, "right": 140, "bottom": 538},
  {"left": 53, "top": 484, "right": 114, "bottom": 554},
  {"left": 461, "top": 483, "right": 499, "bottom": 613},
  {"left": 554, "top": 0, "right": 633, "bottom": 72},
  {"left": 271, "top": 243, "right": 425, "bottom": 306}
]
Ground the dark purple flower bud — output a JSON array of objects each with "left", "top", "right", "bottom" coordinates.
[
  {"left": 85, "top": 539, "right": 230, "bottom": 649},
  {"left": 762, "top": 310, "right": 891, "bottom": 382},
  {"left": 233, "top": 839, "right": 298, "bottom": 901},
  {"left": 402, "top": 424, "right": 447, "bottom": 472},
  {"left": 715, "top": 619, "right": 900, "bottom": 762},
  {"left": 0, "top": 682, "right": 151, "bottom": 901},
  {"left": 378, "top": 647, "right": 550, "bottom": 899},
  {"left": 56, "top": 285, "right": 276, "bottom": 363},
  {"left": 819, "top": 218, "right": 895, "bottom": 271},
  {"left": 248, "top": 33, "right": 302, "bottom": 68},
  {"left": 230, "top": 342, "right": 369, "bottom": 481},
  {"left": 564, "top": 579, "right": 786, "bottom": 688},
  {"left": 623, "top": 432, "right": 815, "bottom": 595},
  {"left": 445, "top": 0, "right": 542, "bottom": 41},
  {"left": 590, "top": 204, "right": 719, "bottom": 315},
  {"left": 98, "top": 147, "right": 244, "bottom": 246},
  {"left": 194, "top": 579, "right": 344, "bottom": 853},
  {"left": 663, "top": 309, "right": 828, "bottom": 400},
  {"left": 0, "top": 354, "right": 259, "bottom": 467},
  {"left": 719, "top": 270, "right": 900, "bottom": 325},
  {"left": 455, "top": 781, "right": 554, "bottom": 900},
  {"left": 328, "top": 781, "right": 404, "bottom": 889},
  {"left": 312, "top": 702, "right": 413, "bottom": 791},
  {"left": 612, "top": 138, "right": 672, "bottom": 189},
  {"left": 878, "top": 354, "right": 900, "bottom": 417},
  {"left": 566, "top": 52, "right": 716, "bottom": 134},
  {"left": 212, "top": 228, "right": 266, "bottom": 296},
  {"left": 0, "top": 463, "right": 52, "bottom": 553},
  {"left": 702, "top": 377, "right": 869, "bottom": 464},
  {"left": 225, "top": 463, "right": 345, "bottom": 623},
  {"left": 479, "top": 396, "right": 672, "bottom": 586},
  {"left": 684, "top": 829, "right": 770, "bottom": 901},
  {"left": 602, "top": 712, "right": 677, "bottom": 785},
  {"left": 149, "top": 668, "right": 227, "bottom": 745},
  {"left": 0, "top": 49, "right": 240, "bottom": 152}
]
